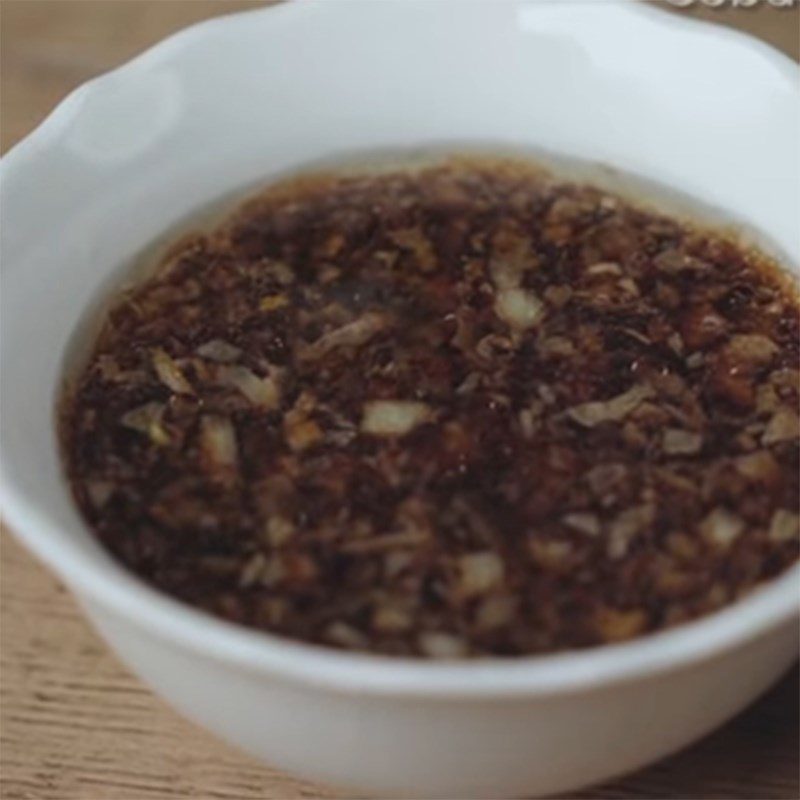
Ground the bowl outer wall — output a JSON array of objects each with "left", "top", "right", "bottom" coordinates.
[{"left": 1, "top": 1, "right": 799, "bottom": 795}]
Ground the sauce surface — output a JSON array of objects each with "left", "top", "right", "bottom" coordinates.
[{"left": 63, "top": 159, "right": 800, "bottom": 657}]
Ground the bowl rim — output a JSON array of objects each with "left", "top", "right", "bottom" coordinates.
[{"left": 1, "top": 0, "right": 798, "bottom": 699}]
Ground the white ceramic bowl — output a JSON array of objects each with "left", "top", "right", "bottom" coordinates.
[{"left": 2, "top": 2, "right": 798, "bottom": 797}]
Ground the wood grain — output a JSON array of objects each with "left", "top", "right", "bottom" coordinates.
[
  {"left": 1, "top": 2, "right": 798, "bottom": 799},
  {"left": 0, "top": 533, "right": 333, "bottom": 800}
]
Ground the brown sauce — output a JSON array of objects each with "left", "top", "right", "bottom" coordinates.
[{"left": 62, "top": 158, "right": 800, "bottom": 657}]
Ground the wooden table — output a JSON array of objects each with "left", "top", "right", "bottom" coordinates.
[{"left": 1, "top": 3, "right": 798, "bottom": 798}]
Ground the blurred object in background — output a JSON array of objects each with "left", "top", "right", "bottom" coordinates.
[{"left": 655, "top": 0, "right": 799, "bottom": 61}]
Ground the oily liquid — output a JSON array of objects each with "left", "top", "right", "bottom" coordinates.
[{"left": 62, "top": 156, "right": 799, "bottom": 657}]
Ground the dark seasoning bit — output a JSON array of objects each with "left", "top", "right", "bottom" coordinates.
[{"left": 63, "top": 158, "right": 800, "bottom": 658}]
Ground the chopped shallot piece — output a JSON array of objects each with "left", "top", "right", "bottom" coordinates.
[
  {"left": 562, "top": 512, "right": 601, "bottom": 537},
  {"left": 239, "top": 553, "right": 267, "bottom": 588},
  {"left": 200, "top": 415, "right": 238, "bottom": 476},
  {"left": 594, "top": 607, "right": 648, "bottom": 642},
  {"left": 769, "top": 510, "right": 799, "bottom": 543},
  {"left": 734, "top": 451, "right": 780, "bottom": 484},
  {"left": 217, "top": 365, "right": 280, "bottom": 409},
  {"left": 607, "top": 504, "right": 656, "bottom": 559},
  {"left": 121, "top": 402, "right": 169, "bottom": 446},
  {"left": 475, "top": 595, "right": 517, "bottom": 630},
  {"left": 701, "top": 507, "right": 744, "bottom": 549},
  {"left": 662, "top": 429, "right": 702, "bottom": 456},
  {"left": 667, "top": 332, "right": 684, "bottom": 355},
  {"left": 567, "top": 384, "right": 653, "bottom": 428},
  {"left": 494, "top": 287, "right": 545, "bottom": 330},
  {"left": 298, "top": 312, "right": 389, "bottom": 361},
  {"left": 530, "top": 539, "right": 573, "bottom": 570},
  {"left": 725, "top": 334, "right": 778, "bottom": 367},
  {"left": 152, "top": 348, "right": 193, "bottom": 394},
  {"left": 418, "top": 632, "right": 468, "bottom": 659},
  {"left": 372, "top": 605, "right": 413, "bottom": 632},
  {"left": 458, "top": 551, "right": 504, "bottom": 597},
  {"left": 586, "top": 463, "right": 628, "bottom": 497},
  {"left": 762, "top": 409, "right": 799, "bottom": 445},
  {"left": 586, "top": 261, "right": 622, "bottom": 276},
  {"left": 285, "top": 419, "right": 323, "bottom": 452},
  {"left": 265, "top": 515, "right": 295, "bottom": 547},
  {"left": 389, "top": 227, "right": 436, "bottom": 270},
  {"left": 618, "top": 278, "right": 640, "bottom": 296},
  {"left": 196, "top": 339, "right": 242, "bottom": 363},
  {"left": 361, "top": 400, "right": 431, "bottom": 437},
  {"left": 259, "top": 293, "right": 289, "bottom": 312},
  {"left": 283, "top": 392, "right": 323, "bottom": 451}
]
